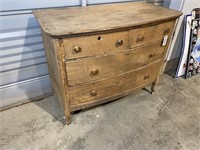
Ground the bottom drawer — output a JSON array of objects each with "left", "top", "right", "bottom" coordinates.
[{"left": 69, "top": 59, "right": 162, "bottom": 107}]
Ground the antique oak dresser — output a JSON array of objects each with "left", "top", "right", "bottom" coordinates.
[{"left": 33, "top": 2, "right": 182, "bottom": 124}]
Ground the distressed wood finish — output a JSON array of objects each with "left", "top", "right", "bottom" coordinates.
[
  {"left": 33, "top": 2, "right": 182, "bottom": 36},
  {"left": 69, "top": 59, "right": 162, "bottom": 106},
  {"left": 42, "top": 32, "right": 64, "bottom": 107},
  {"left": 129, "top": 21, "right": 175, "bottom": 48},
  {"left": 64, "top": 31, "right": 129, "bottom": 59},
  {"left": 66, "top": 41, "right": 166, "bottom": 86},
  {"left": 33, "top": 2, "right": 182, "bottom": 124}
]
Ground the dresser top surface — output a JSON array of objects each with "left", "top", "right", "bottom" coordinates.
[{"left": 33, "top": 2, "right": 182, "bottom": 37}]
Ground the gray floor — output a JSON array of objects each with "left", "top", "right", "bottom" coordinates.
[{"left": 0, "top": 74, "right": 200, "bottom": 150}]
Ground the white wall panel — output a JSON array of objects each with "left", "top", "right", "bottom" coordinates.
[
  {"left": 0, "top": 0, "right": 81, "bottom": 11},
  {"left": 0, "top": 76, "right": 51, "bottom": 109},
  {"left": 88, "top": 0, "right": 143, "bottom": 5},
  {"left": 0, "top": 63, "right": 48, "bottom": 86}
]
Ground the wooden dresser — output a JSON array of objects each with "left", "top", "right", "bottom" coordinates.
[{"left": 33, "top": 2, "right": 182, "bottom": 124}]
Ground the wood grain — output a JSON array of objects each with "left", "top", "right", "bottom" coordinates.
[
  {"left": 33, "top": 2, "right": 182, "bottom": 36},
  {"left": 66, "top": 41, "right": 166, "bottom": 86},
  {"left": 129, "top": 21, "right": 175, "bottom": 48},
  {"left": 69, "top": 59, "right": 162, "bottom": 106},
  {"left": 42, "top": 32, "right": 64, "bottom": 107},
  {"left": 63, "top": 31, "right": 129, "bottom": 60},
  {"left": 55, "top": 39, "right": 72, "bottom": 124},
  {"left": 70, "top": 80, "right": 156, "bottom": 112}
]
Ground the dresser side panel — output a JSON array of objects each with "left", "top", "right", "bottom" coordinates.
[{"left": 42, "top": 32, "right": 65, "bottom": 108}]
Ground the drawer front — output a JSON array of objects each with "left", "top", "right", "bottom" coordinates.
[
  {"left": 69, "top": 59, "right": 162, "bottom": 106},
  {"left": 66, "top": 41, "right": 166, "bottom": 86},
  {"left": 63, "top": 31, "right": 129, "bottom": 59},
  {"left": 129, "top": 21, "right": 175, "bottom": 48}
]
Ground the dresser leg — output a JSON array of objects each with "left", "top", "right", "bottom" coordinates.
[
  {"left": 151, "top": 82, "right": 156, "bottom": 94},
  {"left": 65, "top": 111, "right": 72, "bottom": 125}
]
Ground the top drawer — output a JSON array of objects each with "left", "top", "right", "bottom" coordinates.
[
  {"left": 63, "top": 31, "right": 129, "bottom": 60},
  {"left": 129, "top": 21, "right": 175, "bottom": 48},
  {"left": 63, "top": 21, "right": 175, "bottom": 60}
]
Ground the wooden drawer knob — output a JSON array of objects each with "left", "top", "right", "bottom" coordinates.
[
  {"left": 164, "top": 28, "right": 170, "bottom": 35},
  {"left": 149, "top": 53, "right": 156, "bottom": 58},
  {"left": 90, "top": 68, "right": 99, "bottom": 75},
  {"left": 144, "top": 74, "right": 150, "bottom": 80},
  {"left": 73, "top": 46, "right": 81, "bottom": 53},
  {"left": 116, "top": 39, "right": 123, "bottom": 47},
  {"left": 90, "top": 90, "right": 97, "bottom": 96},
  {"left": 137, "top": 34, "right": 144, "bottom": 43}
]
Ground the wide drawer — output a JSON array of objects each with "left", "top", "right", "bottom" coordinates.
[
  {"left": 69, "top": 59, "right": 162, "bottom": 106},
  {"left": 129, "top": 21, "right": 175, "bottom": 48},
  {"left": 66, "top": 41, "right": 166, "bottom": 86},
  {"left": 63, "top": 31, "right": 129, "bottom": 59}
]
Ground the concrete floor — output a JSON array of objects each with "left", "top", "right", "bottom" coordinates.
[{"left": 0, "top": 74, "right": 200, "bottom": 150}]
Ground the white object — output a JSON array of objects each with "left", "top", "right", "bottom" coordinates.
[
  {"left": 176, "top": 15, "right": 192, "bottom": 78},
  {"left": 162, "top": 35, "right": 168, "bottom": 46}
]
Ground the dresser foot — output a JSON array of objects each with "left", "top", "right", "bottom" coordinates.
[
  {"left": 151, "top": 82, "right": 156, "bottom": 94},
  {"left": 64, "top": 108, "right": 72, "bottom": 125},
  {"left": 65, "top": 114, "right": 72, "bottom": 125}
]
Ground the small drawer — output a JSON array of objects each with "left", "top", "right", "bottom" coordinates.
[
  {"left": 129, "top": 21, "right": 175, "bottom": 48},
  {"left": 69, "top": 59, "right": 162, "bottom": 106},
  {"left": 66, "top": 41, "right": 166, "bottom": 86},
  {"left": 63, "top": 31, "right": 129, "bottom": 60}
]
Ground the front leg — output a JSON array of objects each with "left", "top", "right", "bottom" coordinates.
[
  {"left": 65, "top": 109, "right": 72, "bottom": 125},
  {"left": 64, "top": 97, "right": 72, "bottom": 125},
  {"left": 151, "top": 81, "right": 157, "bottom": 94}
]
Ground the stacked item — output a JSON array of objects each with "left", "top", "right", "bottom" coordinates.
[{"left": 176, "top": 8, "right": 200, "bottom": 78}]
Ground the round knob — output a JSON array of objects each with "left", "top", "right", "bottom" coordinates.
[
  {"left": 144, "top": 74, "right": 150, "bottom": 80},
  {"left": 125, "top": 51, "right": 129, "bottom": 55},
  {"left": 137, "top": 34, "right": 144, "bottom": 43},
  {"left": 164, "top": 28, "right": 170, "bottom": 35},
  {"left": 73, "top": 46, "right": 81, "bottom": 53},
  {"left": 90, "top": 90, "right": 97, "bottom": 96},
  {"left": 90, "top": 68, "right": 99, "bottom": 76},
  {"left": 116, "top": 39, "right": 123, "bottom": 47},
  {"left": 149, "top": 53, "right": 156, "bottom": 58}
]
